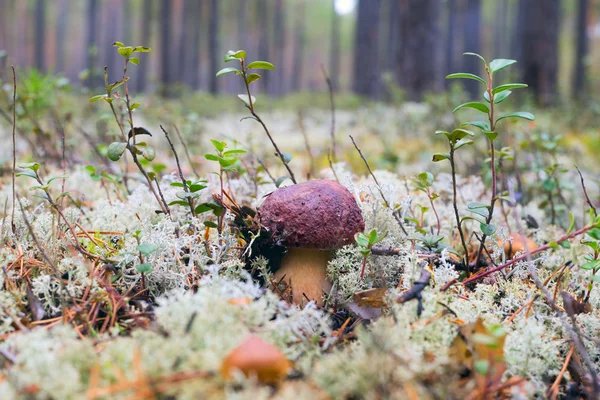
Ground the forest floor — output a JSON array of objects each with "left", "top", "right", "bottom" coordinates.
[{"left": 0, "top": 84, "right": 600, "bottom": 399}]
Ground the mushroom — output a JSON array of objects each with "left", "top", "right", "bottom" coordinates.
[
  {"left": 500, "top": 233, "right": 538, "bottom": 259},
  {"left": 259, "top": 180, "right": 365, "bottom": 306},
  {"left": 220, "top": 335, "right": 292, "bottom": 383}
]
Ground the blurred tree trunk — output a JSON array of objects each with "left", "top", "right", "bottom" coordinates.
[
  {"left": 56, "top": 0, "right": 69, "bottom": 74},
  {"left": 160, "top": 0, "right": 172, "bottom": 96},
  {"left": 103, "top": 0, "right": 120, "bottom": 82},
  {"left": 291, "top": 0, "right": 305, "bottom": 92},
  {"left": 396, "top": 0, "right": 440, "bottom": 100},
  {"left": 34, "top": 0, "right": 46, "bottom": 71},
  {"left": 257, "top": 0, "right": 270, "bottom": 93},
  {"left": 189, "top": 0, "right": 202, "bottom": 89},
  {"left": 353, "top": 0, "right": 381, "bottom": 98},
  {"left": 385, "top": 0, "right": 400, "bottom": 74},
  {"left": 330, "top": 0, "right": 340, "bottom": 91},
  {"left": 517, "top": 0, "right": 559, "bottom": 106},
  {"left": 237, "top": 0, "right": 247, "bottom": 49},
  {"left": 86, "top": 0, "right": 99, "bottom": 88},
  {"left": 445, "top": 0, "right": 456, "bottom": 88},
  {"left": 123, "top": 0, "right": 132, "bottom": 43},
  {"left": 462, "top": 0, "right": 481, "bottom": 97},
  {"left": 177, "top": 0, "right": 192, "bottom": 85},
  {"left": 573, "top": 0, "right": 589, "bottom": 98},
  {"left": 493, "top": 0, "right": 508, "bottom": 57},
  {"left": 273, "top": 0, "right": 284, "bottom": 95},
  {"left": 137, "top": 0, "right": 153, "bottom": 92},
  {"left": 209, "top": 0, "right": 219, "bottom": 94}
]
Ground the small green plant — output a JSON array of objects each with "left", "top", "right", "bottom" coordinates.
[
  {"left": 411, "top": 172, "right": 441, "bottom": 235},
  {"left": 203, "top": 139, "right": 246, "bottom": 235},
  {"left": 216, "top": 50, "right": 297, "bottom": 184},
  {"left": 89, "top": 43, "right": 170, "bottom": 215},
  {"left": 439, "top": 52, "right": 534, "bottom": 269},
  {"left": 355, "top": 229, "right": 387, "bottom": 279}
]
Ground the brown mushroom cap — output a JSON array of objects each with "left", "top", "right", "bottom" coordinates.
[
  {"left": 259, "top": 180, "right": 365, "bottom": 250},
  {"left": 220, "top": 336, "right": 292, "bottom": 383}
]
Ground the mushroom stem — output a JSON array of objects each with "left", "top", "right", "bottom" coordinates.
[{"left": 273, "top": 248, "right": 332, "bottom": 306}]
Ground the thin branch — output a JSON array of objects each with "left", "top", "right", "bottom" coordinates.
[
  {"left": 297, "top": 111, "right": 315, "bottom": 178},
  {"left": 327, "top": 149, "right": 339, "bottom": 183},
  {"left": 10, "top": 67, "right": 17, "bottom": 234},
  {"left": 320, "top": 64, "right": 336, "bottom": 161},
  {"left": 161, "top": 125, "right": 194, "bottom": 216},
  {"left": 396, "top": 265, "right": 431, "bottom": 316},
  {"left": 173, "top": 124, "right": 200, "bottom": 178},
  {"left": 575, "top": 165, "right": 597, "bottom": 217},
  {"left": 350, "top": 134, "right": 407, "bottom": 235}
]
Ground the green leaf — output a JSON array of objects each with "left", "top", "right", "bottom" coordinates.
[
  {"left": 432, "top": 153, "right": 450, "bottom": 162},
  {"left": 112, "top": 41, "right": 125, "bottom": 48},
  {"left": 117, "top": 46, "right": 134, "bottom": 58},
  {"left": 468, "top": 202, "right": 491, "bottom": 210},
  {"left": 89, "top": 94, "right": 107, "bottom": 103},
  {"left": 453, "top": 102, "right": 490, "bottom": 114},
  {"left": 216, "top": 67, "right": 241, "bottom": 77},
  {"left": 492, "top": 83, "right": 528, "bottom": 94},
  {"left": 581, "top": 259, "right": 600, "bottom": 270},
  {"left": 210, "top": 139, "right": 227, "bottom": 153},
  {"left": 454, "top": 138, "right": 474, "bottom": 150},
  {"left": 246, "top": 73, "right": 261, "bottom": 84},
  {"left": 16, "top": 170, "right": 38, "bottom": 180},
  {"left": 205, "top": 154, "right": 219, "bottom": 162},
  {"left": 20, "top": 162, "right": 40, "bottom": 172},
  {"left": 136, "top": 263, "right": 153, "bottom": 273},
  {"left": 195, "top": 203, "right": 212, "bottom": 214},
  {"left": 137, "top": 243, "right": 158, "bottom": 256},
  {"left": 463, "top": 52, "right": 486, "bottom": 64},
  {"left": 496, "top": 111, "right": 535, "bottom": 123},
  {"left": 129, "top": 57, "right": 140, "bottom": 65},
  {"left": 449, "top": 128, "right": 474, "bottom": 142},
  {"left": 133, "top": 46, "right": 151, "bottom": 53},
  {"left": 204, "top": 221, "right": 219, "bottom": 228},
  {"left": 445, "top": 73, "right": 486, "bottom": 85},
  {"left": 489, "top": 59, "right": 517, "bottom": 73},
  {"left": 134, "top": 143, "right": 155, "bottom": 162},
  {"left": 587, "top": 228, "right": 600, "bottom": 240},
  {"left": 275, "top": 176, "right": 287, "bottom": 187},
  {"left": 237, "top": 94, "right": 256, "bottom": 108},
  {"left": 462, "top": 121, "right": 490, "bottom": 131},
  {"left": 224, "top": 50, "right": 246, "bottom": 62},
  {"left": 246, "top": 61, "right": 275, "bottom": 70},
  {"left": 282, "top": 152, "right": 293, "bottom": 164},
  {"left": 355, "top": 233, "right": 369, "bottom": 248},
  {"left": 483, "top": 131, "right": 498, "bottom": 141},
  {"left": 567, "top": 212, "right": 575, "bottom": 235},
  {"left": 480, "top": 223, "right": 497, "bottom": 236},
  {"left": 493, "top": 90, "right": 512, "bottom": 104},
  {"left": 107, "top": 142, "right": 128, "bottom": 161},
  {"left": 223, "top": 149, "right": 246, "bottom": 157}
]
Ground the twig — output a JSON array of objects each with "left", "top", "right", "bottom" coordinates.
[
  {"left": 297, "top": 111, "right": 315, "bottom": 178},
  {"left": 350, "top": 134, "right": 407, "bottom": 235},
  {"left": 173, "top": 124, "right": 200, "bottom": 178},
  {"left": 240, "top": 59, "right": 297, "bottom": 184},
  {"left": 462, "top": 223, "right": 596, "bottom": 285},
  {"left": 396, "top": 264, "right": 431, "bottom": 316},
  {"left": 320, "top": 64, "right": 337, "bottom": 161},
  {"left": 575, "top": 165, "right": 597, "bottom": 217},
  {"left": 547, "top": 345, "right": 575, "bottom": 400},
  {"left": 161, "top": 125, "right": 195, "bottom": 216},
  {"left": 371, "top": 245, "right": 403, "bottom": 256},
  {"left": 10, "top": 66, "right": 16, "bottom": 233},
  {"left": 327, "top": 149, "right": 340, "bottom": 183}
]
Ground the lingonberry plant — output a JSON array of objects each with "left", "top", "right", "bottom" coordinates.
[
  {"left": 438, "top": 52, "right": 535, "bottom": 268},
  {"left": 216, "top": 50, "right": 297, "bottom": 185},
  {"left": 89, "top": 43, "right": 170, "bottom": 215}
]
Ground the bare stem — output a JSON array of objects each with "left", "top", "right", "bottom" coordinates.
[
  {"left": 449, "top": 146, "right": 470, "bottom": 269},
  {"left": 240, "top": 59, "right": 297, "bottom": 184},
  {"left": 10, "top": 66, "right": 16, "bottom": 233}
]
